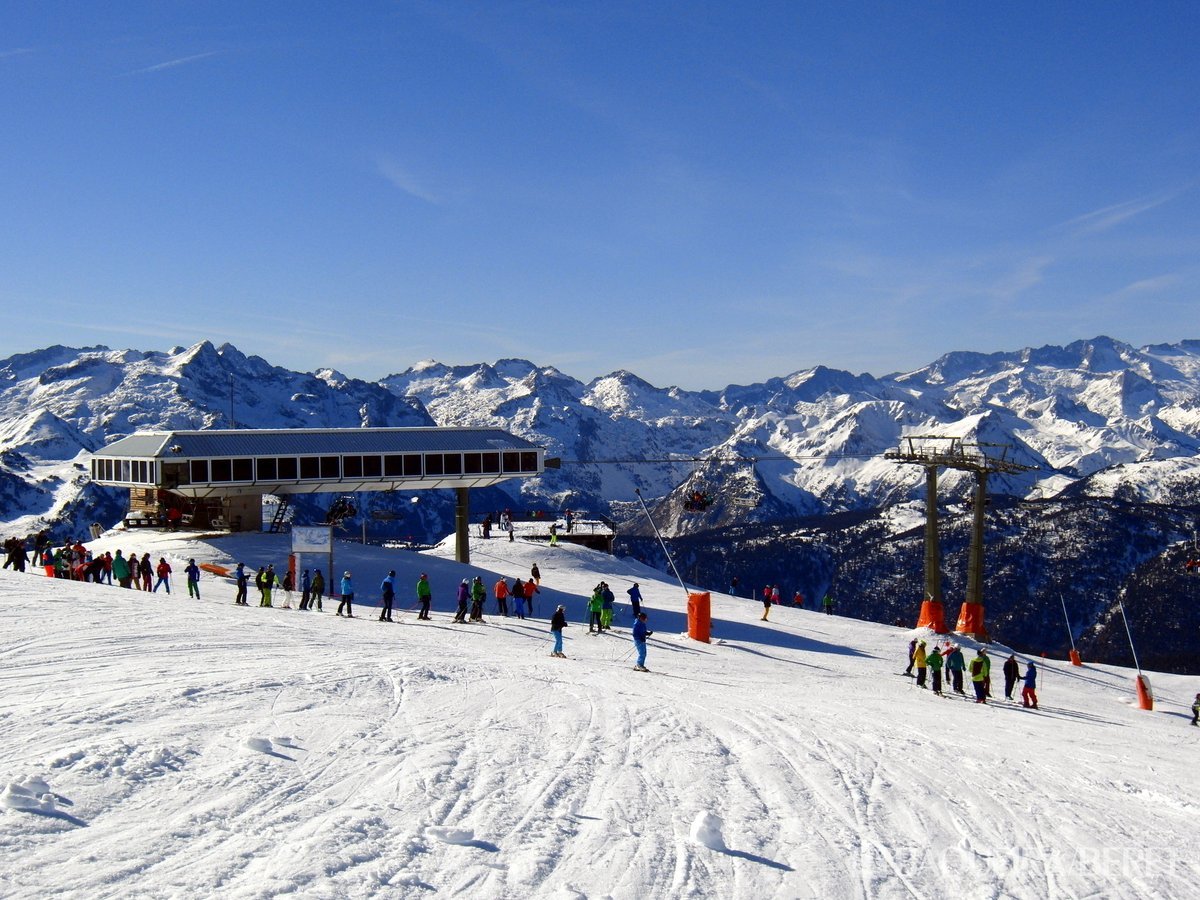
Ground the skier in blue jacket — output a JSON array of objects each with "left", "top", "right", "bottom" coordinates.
[
  {"left": 632, "top": 612, "right": 653, "bottom": 672},
  {"left": 337, "top": 571, "right": 354, "bottom": 617}
]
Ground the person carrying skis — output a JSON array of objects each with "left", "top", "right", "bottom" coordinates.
[
  {"left": 946, "top": 644, "right": 966, "bottom": 694},
  {"left": 1003, "top": 654, "right": 1021, "bottom": 701},
  {"left": 550, "top": 604, "right": 568, "bottom": 658},
  {"left": 632, "top": 612, "right": 654, "bottom": 671},
  {"left": 1021, "top": 662, "right": 1038, "bottom": 709},
  {"left": 587, "top": 585, "right": 604, "bottom": 633},
  {"left": 913, "top": 640, "right": 928, "bottom": 688},
  {"left": 928, "top": 646, "right": 944, "bottom": 695},
  {"left": 336, "top": 571, "right": 354, "bottom": 617},
  {"left": 494, "top": 576, "right": 510, "bottom": 617},
  {"left": 627, "top": 582, "right": 643, "bottom": 618},
  {"left": 153, "top": 557, "right": 172, "bottom": 594},
  {"left": 416, "top": 573, "right": 432, "bottom": 620},
  {"left": 453, "top": 579, "right": 470, "bottom": 623},
  {"left": 311, "top": 569, "right": 325, "bottom": 611},
  {"left": 184, "top": 559, "right": 201, "bottom": 598},
  {"left": 969, "top": 650, "right": 989, "bottom": 703},
  {"left": 379, "top": 570, "right": 396, "bottom": 622}
]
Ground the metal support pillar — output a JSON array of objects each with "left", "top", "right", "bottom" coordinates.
[
  {"left": 455, "top": 487, "right": 470, "bottom": 564},
  {"left": 965, "top": 470, "right": 987, "bottom": 605},
  {"left": 923, "top": 466, "right": 942, "bottom": 604}
]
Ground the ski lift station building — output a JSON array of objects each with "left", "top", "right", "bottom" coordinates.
[{"left": 88, "top": 427, "right": 550, "bottom": 562}]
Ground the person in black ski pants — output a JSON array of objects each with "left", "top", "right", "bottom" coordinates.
[{"left": 379, "top": 570, "right": 396, "bottom": 622}]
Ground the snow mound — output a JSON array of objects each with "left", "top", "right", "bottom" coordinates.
[
  {"left": 425, "top": 825, "right": 475, "bottom": 845},
  {"left": 689, "top": 810, "right": 726, "bottom": 850},
  {"left": 2, "top": 776, "right": 57, "bottom": 812},
  {"left": 243, "top": 736, "right": 275, "bottom": 754}
]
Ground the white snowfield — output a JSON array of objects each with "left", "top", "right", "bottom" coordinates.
[{"left": 0, "top": 530, "right": 1196, "bottom": 899}]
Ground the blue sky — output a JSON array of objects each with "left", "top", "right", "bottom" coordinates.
[{"left": 2, "top": 2, "right": 1197, "bottom": 390}]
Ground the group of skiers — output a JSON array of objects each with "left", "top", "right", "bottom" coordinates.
[
  {"left": 757, "top": 585, "right": 835, "bottom": 620},
  {"left": 905, "top": 638, "right": 1038, "bottom": 707},
  {"left": 4, "top": 536, "right": 203, "bottom": 597}
]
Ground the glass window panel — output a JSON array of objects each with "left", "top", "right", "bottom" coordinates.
[
  {"left": 425, "top": 454, "right": 444, "bottom": 476},
  {"left": 211, "top": 459, "right": 233, "bottom": 482},
  {"left": 257, "top": 458, "right": 277, "bottom": 480},
  {"left": 299, "top": 457, "right": 320, "bottom": 480},
  {"left": 502, "top": 452, "right": 520, "bottom": 473},
  {"left": 232, "top": 458, "right": 253, "bottom": 481},
  {"left": 278, "top": 457, "right": 298, "bottom": 480},
  {"left": 343, "top": 456, "right": 363, "bottom": 478},
  {"left": 403, "top": 454, "right": 422, "bottom": 476},
  {"left": 383, "top": 455, "right": 403, "bottom": 477},
  {"left": 190, "top": 460, "right": 208, "bottom": 483},
  {"left": 362, "top": 455, "right": 382, "bottom": 477},
  {"left": 320, "top": 456, "right": 340, "bottom": 478},
  {"left": 520, "top": 452, "right": 538, "bottom": 472},
  {"left": 482, "top": 452, "right": 500, "bottom": 473},
  {"left": 464, "top": 453, "right": 482, "bottom": 475}
]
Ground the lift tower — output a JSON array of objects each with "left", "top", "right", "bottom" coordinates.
[{"left": 885, "top": 437, "right": 1035, "bottom": 640}]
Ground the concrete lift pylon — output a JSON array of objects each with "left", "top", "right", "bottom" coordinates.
[{"left": 885, "top": 437, "right": 1036, "bottom": 640}]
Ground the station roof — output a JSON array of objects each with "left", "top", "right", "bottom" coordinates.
[
  {"left": 93, "top": 427, "right": 541, "bottom": 459},
  {"left": 90, "top": 427, "right": 547, "bottom": 496}
]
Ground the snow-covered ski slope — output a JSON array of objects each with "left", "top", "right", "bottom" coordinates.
[{"left": 1, "top": 530, "right": 1196, "bottom": 899}]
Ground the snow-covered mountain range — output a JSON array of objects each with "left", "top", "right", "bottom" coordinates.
[{"left": 1, "top": 336, "right": 1198, "bottom": 670}]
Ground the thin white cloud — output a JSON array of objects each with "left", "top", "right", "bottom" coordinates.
[
  {"left": 1058, "top": 191, "right": 1177, "bottom": 237},
  {"left": 376, "top": 158, "right": 442, "bottom": 205},
  {"left": 1105, "top": 273, "right": 1181, "bottom": 300},
  {"left": 0, "top": 48, "right": 35, "bottom": 60},
  {"left": 123, "top": 50, "right": 224, "bottom": 76}
]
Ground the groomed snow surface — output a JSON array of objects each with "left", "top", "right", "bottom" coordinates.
[{"left": 1, "top": 529, "right": 1196, "bottom": 899}]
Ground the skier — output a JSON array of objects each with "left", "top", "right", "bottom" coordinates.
[
  {"left": 969, "top": 649, "right": 988, "bottom": 703},
  {"left": 336, "top": 571, "right": 354, "bottom": 617},
  {"left": 255, "top": 567, "right": 267, "bottom": 605},
  {"left": 792, "top": 591, "right": 804, "bottom": 607},
  {"left": 549, "top": 522, "right": 559, "bottom": 546},
  {"left": 184, "top": 559, "right": 201, "bottom": 598},
  {"left": 822, "top": 593, "right": 835, "bottom": 615},
  {"left": 1192, "top": 693, "right": 1200, "bottom": 726},
  {"left": 416, "top": 573, "right": 432, "bottom": 620},
  {"left": 311, "top": 569, "right": 325, "bottom": 611},
  {"left": 262, "top": 564, "right": 276, "bottom": 607},
  {"left": 1003, "top": 654, "right": 1020, "bottom": 701},
  {"left": 945, "top": 644, "right": 966, "bottom": 695},
  {"left": 494, "top": 576, "right": 510, "bottom": 617},
  {"left": 914, "top": 640, "right": 928, "bottom": 688},
  {"left": 587, "top": 585, "right": 604, "bottom": 633},
  {"left": 632, "top": 612, "right": 654, "bottom": 672},
  {"left": 928, "top": 646, "right": 945, "bottom": 695},
  {"left": 771, "top": 585, "right": 781, "bottom": 605},
  {"left": 600, "top": 582, "right": 615, "bottom": 630},
  {"left": 379, "top": 570, "right": 396, "bottom": 622},
  {"left": 524, "top": 578, "right": 540, "bottom": 616},
  {"left": 1021, "top": 662, "right": 1038, "bottom": 709},
  {"left": 531, "top": 563, "right": 541, "bottom": 586},
  {"left": 153, "top": 557, "right": 172, "bottom": 594},
  {"left": 760, "top": 589, "right": 772, "bottom": 621},
  {"left": 511, "top": 578, "right": 526, "bottom": 619},
  {"left": 299, "top": 569, "right": 311, "bottom": 610},
  {"left": 280, "top": 569, "right": 294, "bottom": 608},
  {"left": 904, "top": 638, "right": 918, "bottom": 676},
  {"left": 470, "top": 576, "right": 487, "bottom": 621},
  {"left": 234, "top": 563, "right": 248, "bottom": 605},
  {"left": 139, "top": 553, "right": 153, "bottom": 591},
  {"left": 979, "top": 648, "right": 992, "bottom": 698},
  {"left": 627, "top": 582, "right": 643, "bottom": 618},
  {"left": 453, "top": 579, "right": 470, "bottom": 623},
  {"left": 550, "top": 604, "right": 568, "bottom": 658},
  {"left": 101, "top": 551, "right": 113, "bottom": 585},
  {"left": 113, "top": 550, "right": 133, "bottom": 589}
]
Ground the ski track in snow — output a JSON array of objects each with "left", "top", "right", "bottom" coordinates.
[{"left": 0, "top": 530, "right": 1198, "bottom": 898}]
